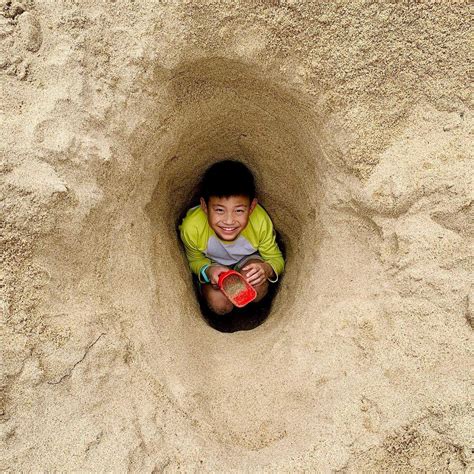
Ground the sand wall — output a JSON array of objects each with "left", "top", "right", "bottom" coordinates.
[{"left": 1, "top": 1, "right": 473, "bottom": 471}]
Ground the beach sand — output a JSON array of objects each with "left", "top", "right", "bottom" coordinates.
[{"left": 1, "top": 1, "right": 472, "bottom": 470}]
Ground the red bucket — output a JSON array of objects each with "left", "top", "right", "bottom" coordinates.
[{"left": 218, "top": 270, "right": 257, "bottom": 308}]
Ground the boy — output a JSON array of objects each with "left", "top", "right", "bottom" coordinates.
[{"left": 179, "top": 160, "right": 285, "bottom": 315}]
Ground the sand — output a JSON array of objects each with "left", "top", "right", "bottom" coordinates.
[{"left": 1, "top": 0, "right": 473, "bottom": 471}]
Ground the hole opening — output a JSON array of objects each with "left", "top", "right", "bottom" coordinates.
[{"left": 144, "top": 57, "right": 324, "bottom": 332}]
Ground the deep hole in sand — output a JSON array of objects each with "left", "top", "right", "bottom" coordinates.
[
  {"left": 107, "top": 58, "right": 392, "bottom": 454},
  {"left": 144, "top": 57, "right": 325, "bottom": 334}
]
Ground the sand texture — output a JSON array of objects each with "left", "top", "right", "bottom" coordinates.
[{"left": 1, "top": 0, "right": 473, "bottom": 471}]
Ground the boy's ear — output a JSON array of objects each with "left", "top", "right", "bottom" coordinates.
[
  {"left": 200, "top": 197, "right": 208, "bottom": 214},
  {"left": 249, "top": 198, "right": 258, "bottom": 213}
]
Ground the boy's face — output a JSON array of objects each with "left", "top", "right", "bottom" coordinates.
[{"left": 200, "top": 195, "right": 257, "bottom": 241}]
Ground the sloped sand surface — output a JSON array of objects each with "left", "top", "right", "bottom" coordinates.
[{"left": 1, "top": 1, "right": 473, "bottom": 471}]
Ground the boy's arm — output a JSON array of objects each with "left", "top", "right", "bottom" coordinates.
[
  {"left": 258, "top": 210, "right": 285, "bottom": 283},
  {"left": 179, "top": 225, "right": 212, "bottom": 283}
]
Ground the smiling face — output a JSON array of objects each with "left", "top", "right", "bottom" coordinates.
[{"left": 200, "top": 195, "right": 257, "bottom": 241}]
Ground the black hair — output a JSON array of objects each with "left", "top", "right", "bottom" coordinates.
[{"left": 200, "top": 160, "right": 256, "bottom": 203}]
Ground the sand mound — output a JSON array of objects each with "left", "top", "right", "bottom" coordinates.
[{"left": 1, "top": 1, "right": 472, "bottom": 471}]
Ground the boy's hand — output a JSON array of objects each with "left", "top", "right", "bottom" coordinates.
[
  {"left": 242, "top": 262, "right": 274, "bottom": 287},
  {"left": 206, "top": 265, "right": 230, "bottom": 287}
]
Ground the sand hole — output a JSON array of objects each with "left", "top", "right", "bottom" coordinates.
[{"left": 144, "top": 58, "right": 324, "bottom": 331}]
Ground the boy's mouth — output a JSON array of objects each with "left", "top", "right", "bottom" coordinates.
[{"left": 219, "top": 226, "right": 238, "bottom": 233}]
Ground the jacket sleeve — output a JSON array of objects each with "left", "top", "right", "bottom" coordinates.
[
  {"left": 258, "top": 210, "right": 285, "bottom": 283},
  {"left": 179, "top": 222, "right": 211, "bottom": 282}
]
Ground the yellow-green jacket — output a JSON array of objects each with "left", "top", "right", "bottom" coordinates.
[{"left": 179, "top": 204, "right": 284, "bottom": 283}]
